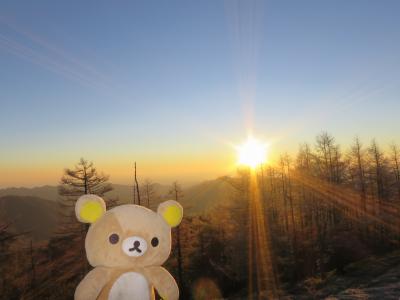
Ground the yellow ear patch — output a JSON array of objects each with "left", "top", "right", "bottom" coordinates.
[
  {"left": 162, "top": 205, "right": 182, "bottom": 227},
  {"left": 80, "top": 201, "right": 105, "bottom": 223},
  {"left": 157, "top": 200, "right": 183, "bottom": 227}
]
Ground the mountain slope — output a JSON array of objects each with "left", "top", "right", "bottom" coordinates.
[
  {"left": 181, "top": 178, "right": 237, "bottom": 215},
  {"left": 0, "top": 195, "right": 57, "bottom": 241},
  {"left": 107, "top": 183, "right": 171, "bottom": 204}
]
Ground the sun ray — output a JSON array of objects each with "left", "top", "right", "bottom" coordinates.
[{"left": 236, "top": 137, "right": 268, "bottom": 169}]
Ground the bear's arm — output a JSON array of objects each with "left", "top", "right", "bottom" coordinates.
[
  {"left": 74, "top": 267, "right": 111, "bottom": 300},
  {"left": 144, "top": 266, "right": 179, "bottom": 300}
]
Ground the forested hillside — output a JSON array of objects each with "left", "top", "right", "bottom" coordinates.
[{"left": 1, "top": 132, "right": 399, "bottom": 299}]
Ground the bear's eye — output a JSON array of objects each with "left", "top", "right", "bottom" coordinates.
[
  {"left": 151, "top": 237, "right": 159, "bottom": 247},
  {"left": 109, "top": 233, "right": 119, "bottom": 244}
]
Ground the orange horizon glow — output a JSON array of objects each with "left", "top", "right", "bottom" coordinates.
[
  {"left": 0, "top": 135, "right": 291, "bottom": 188},
  {"left": 0, "top": 149, "right": 238, "bottom": 188}
]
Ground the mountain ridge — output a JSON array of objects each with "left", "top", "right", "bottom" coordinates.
[{"left": 0, "top": 177, "right": 236, "bottom": 215}]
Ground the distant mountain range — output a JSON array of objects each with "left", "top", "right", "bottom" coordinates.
[
  {"left": 0, "top": 178, "right": 237, "bottom": 214},
  {"left": 0, "top": 178, "right": 237, "bottom": 241},
  {"left": 0, "top": 185, "right": 59, "bottom": 202},
  {"left": 0, "top": 183, "right": 169, "bottom": 203},
  {"left": 0, "top": 183, "right": 171, "bottom": 203}
]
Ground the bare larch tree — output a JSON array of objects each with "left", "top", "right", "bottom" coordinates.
[
  {"left": 142, "top": 179, "right": 155, "bottom": 208},
  {"left": 58, "top": 158, "right": 113, "bottom": 197},
  {"left": 169, "top": 181, "right": 184, "bottom": 294}
]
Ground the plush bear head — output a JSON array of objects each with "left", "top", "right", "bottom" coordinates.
[{"left": 75, "top": 195, "right": 183, "bottom": 268}]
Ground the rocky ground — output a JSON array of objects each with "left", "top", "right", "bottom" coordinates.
[{"left": 289, "top": 251, "right": 400, "bottom": 299}]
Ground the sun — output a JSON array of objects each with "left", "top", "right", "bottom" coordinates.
[{"left": 236, "top": 137, "right": 268, "bottom": 168}]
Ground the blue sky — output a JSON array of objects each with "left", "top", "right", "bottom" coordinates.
[{"left": 1, "top": 0, "right": 400, "bottom": 187}]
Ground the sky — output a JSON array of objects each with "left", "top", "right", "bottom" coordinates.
[{"left": 1, "top": 0, "right": 400, "bottom": 188}]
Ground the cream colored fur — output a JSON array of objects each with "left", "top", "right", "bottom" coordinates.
[{"left": 74, "top": 195, "right": 182, "bottom": 300}]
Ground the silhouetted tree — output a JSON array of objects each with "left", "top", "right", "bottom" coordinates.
[
  {"left": 142, "top": 179, "right": 155, "bottom": 208},
  {"left": 315, "top": 132, "right": 336, "bottom": 182},
  {"left": 368, "top": 139, "right": 387, "bottom": 201},
  {"left": 296, "top": 143, "right": 312, "bottom": 172},
  {"left": 348, "top": 137, "right": 367, "bottom": 213},
  {"left": 47, "top": 158, "right": 114, "bottom": 298},
  {"left": 390, "top": 143, "right": 400, "bottom": 202},
  {"left": 168, "top": 181, "right": 185, "bottom": 295},
  {"left": 133, "top": 162, "right": 141, "bottom": 205},
  {"left": 58, "top": 158, "right": 112, "bottom": 197}
]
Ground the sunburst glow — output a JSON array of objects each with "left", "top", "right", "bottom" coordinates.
[{"left": 236, "top": 137, "right": 268, "bottom": 168}]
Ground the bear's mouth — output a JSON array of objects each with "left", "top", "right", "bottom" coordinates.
[
  {"left": 129, "top": 241, "right": 142, "bottom": 253},
  {"left": 122, "top": 236, "right": 147, "bottom": 256}
]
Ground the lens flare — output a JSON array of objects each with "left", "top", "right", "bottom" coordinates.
[{"left": 236, "top": 137, "right": 268, "bottom": 168}]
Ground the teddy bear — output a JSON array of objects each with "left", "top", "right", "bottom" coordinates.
[{"left": 74, "top": 194, "right": 183, "bottom": 300}]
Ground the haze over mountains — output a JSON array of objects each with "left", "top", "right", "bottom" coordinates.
[
  {"left": 0, "top": 183, "right": 171, "bottom": 202},
  {"left": 0, "top": 186, "right": 59, "bottom": 202},
  {"left": 0, "top": 179, "right": 236, "bottom": 212},
  {"left": 0, "top": 178, "right": 236, "bottom": 241}
]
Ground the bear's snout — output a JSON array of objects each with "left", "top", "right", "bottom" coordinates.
[{"left": 122, "top": 236, "right": 148, "bottom": 257}]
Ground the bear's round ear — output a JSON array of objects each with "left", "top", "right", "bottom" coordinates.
[
  {"left": 75, "top": 194, "right": 106, "bottom": 224},
  {"left": 157, "top": 200, "right": 183, "bottom": 228}
]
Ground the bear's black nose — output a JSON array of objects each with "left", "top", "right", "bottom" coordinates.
[{"left": 129, "top": 240, "right": 142, "bottom": 253}]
